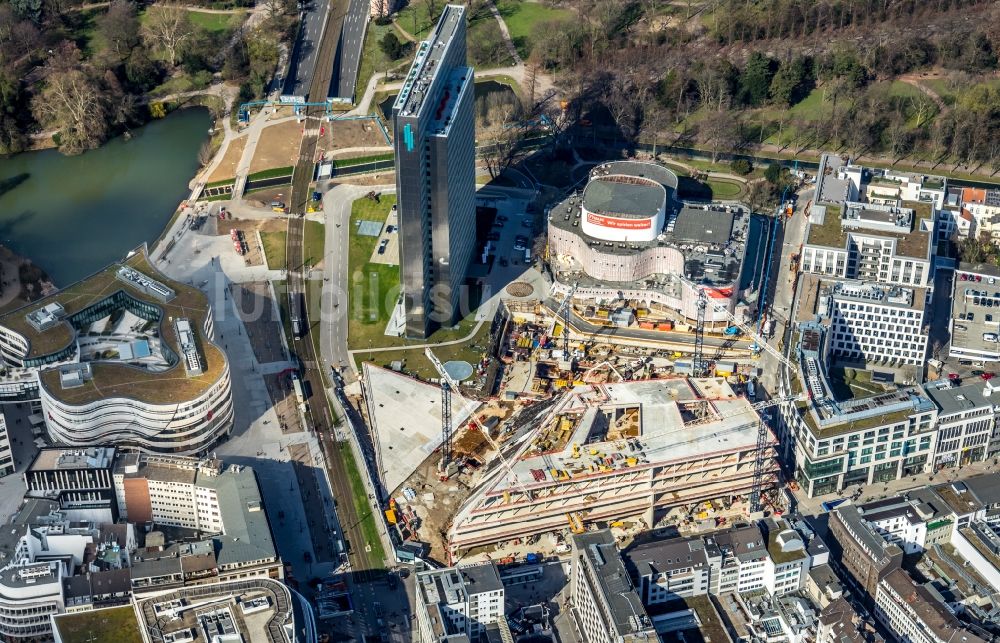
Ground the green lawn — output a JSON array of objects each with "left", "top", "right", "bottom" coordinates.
[
  {"left": 346, "top": 195, "right": 485, "bottom": 352},
  {"left": 355, "top": 317, "right": 488, "bottom": 379},
  {"left": 247, "top": 166, "right": 295, "bottom": 181},
  {"left": 337, "top": 441, "right": 386, "bottom": 566},
  {"left": 332, "top": 152, "right": 395, "bottom": 168},
  {"left": 827, "top": 366, "right": 884, "bottom": 400},
  {"left": 356, "top": 20, "right": 411, "bottom": 108},
  {"left": 53, "top": 606, "right": 143, "bottom": 643},
  {"left": 348, "top": 196, "right": 399, "bottom": 348},
  {"left": 495, "top": 0, "right": 573, "bottom": 58},
  {"left": 260, "top": 230, "right": 287, "bottom": 270},
  {"left": 395, "top": 0, "right": 442, "bottom": 40},
  {"left": 149, "top": 71, "right": 214, "bottom": 98},
  {"left": 706, "top": 178, "right": 745, "bottom": 199},
  {"left": 63, "top": 8, "right": 104, "bottom": 58},
  {"left": 303, "top": 220, "right": 325, "bottom": 268},
  {"left": 188, "top": 10, "right": 245, "bottom": 32},
  {"left": 274, "top": 280, "right": 295, "bottom": 349}
]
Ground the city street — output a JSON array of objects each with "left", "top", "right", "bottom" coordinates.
[{"left": 757, "top": 189, "right": 811, "bottom": 399}]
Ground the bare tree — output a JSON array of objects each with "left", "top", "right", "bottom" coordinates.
[
  {"left": 142, "top": 5, "right": 194, "bottom": 68},
  {"left": 639, "top": 105, "right": 670, "bottom": 157},
  {"left": 699, "top": 108, "right": 739, "bottom": 163},
  {"left": 885, "top": 111, "right": 911, "bottom": 160},
  {"left": 98, "top": 0, "right": 140, "bottom": 57},
  {"left": 32, "top": 68, "right": 108, "bottom": 154},
  {"left": 524, "top": 52, "right": 541, "bottom": 112},
  {"left": 481, "top": 97, "right": 526, "bottom": 179}
]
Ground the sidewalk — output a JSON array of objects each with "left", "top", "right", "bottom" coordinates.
[{"left": 794, "top": 458, "right": 998, "bottom": 516}]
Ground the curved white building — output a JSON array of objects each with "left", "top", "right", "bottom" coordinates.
[
  {"left": 548, "top": 161, "right": 752, "bottom": 323},
  {"left": 0, "top": 561, "right": 65, "bottom": 639},
  {"left": 0, "top": 248, "right": 233, "bottom": 455}
]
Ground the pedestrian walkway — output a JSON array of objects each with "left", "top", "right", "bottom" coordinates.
[{"left": 794, "top": 458, "right": 999, "bottom": 516}]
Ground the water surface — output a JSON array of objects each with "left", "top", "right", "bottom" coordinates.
[{"left": 0, "top": 108, "right": 211, "bottom": 285}]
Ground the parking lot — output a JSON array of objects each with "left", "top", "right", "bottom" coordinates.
[
  {"left": 949, "top": 272, "right": 1000, "bottom": 360},
  {"left": 367, "top": 209, "right": 399, "bottom": 265},
  {"left": 476, "top": 194, "right": 540, "bottom": 283}
]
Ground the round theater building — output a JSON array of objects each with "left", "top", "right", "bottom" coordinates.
[{"left": 547, "top": 161, "right": 753, "bottom": 323}]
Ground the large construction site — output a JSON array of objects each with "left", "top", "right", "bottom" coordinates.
[
  {"left": 365, "top": 358, "right": 782, "bottom": 563},
  {"left": 356, "top": 157, "right": 784, "bottom": 564}
]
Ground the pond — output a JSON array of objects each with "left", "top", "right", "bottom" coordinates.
[{"left": 0, "top": 107, "right": 212, "bottom": 286}]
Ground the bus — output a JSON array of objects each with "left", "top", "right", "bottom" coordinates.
[
  {"left": 291, "top": 374, "right": 305, "bottom": 405},
  {"left": 290, "top": 292, "right": 307, "bottom": 338}
]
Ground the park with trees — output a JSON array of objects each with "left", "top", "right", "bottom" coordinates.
[{"left": 0, "top": 0, "right": 298, "bottom": 154}]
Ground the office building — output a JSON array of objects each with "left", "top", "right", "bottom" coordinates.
[
  {"left": 828, "top": 505, "right": 904, "bottom": 603},
  {"left": 0, "top": 248, "right": 233, "bottom": 455},
  {"left": 0, "top": 411, "right": 13, "bottom": 477},
  {"left": 855, "top": 497, "right": 934, "bottom": 555},
  {"left": 924, "top": 379, "right": 1000, "bottom": 468},
  {"left": 0, "top": 455, "right": 284, "bottom": 640},
  {"left": 624, "top": 519, "right": 815, "bottom": 605},
  {"left": 414, "top": 561, "right": 505, "bottom": 642},
  {"left": 448, "top": 378, "right": 780, "bottom": 557},
  {"left": 780, "top": 324, "right": 938, "bottom": 497},
  {"left": 874, "top": 568, "right": 987, "bottom": 643},
  {"left": 24, "top": 447, "right": 117, "bottom": 518},
  {"left": 823, "top": 281, "right": 928, "bottom": 367},
  {"left": 570, "top": 530, "right": 654, "bottom": 643},
  {"left": 801, "top": 201, "right": 934, "bottom": 288},
  {"left": 393, "top": 5, "right": 476, "bottom": 337}
]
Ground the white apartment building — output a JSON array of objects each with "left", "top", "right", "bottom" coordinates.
[
  {"left": 856, "top": 498, "right": 930, "bottom": 555},
  {"left": 874, "top": 568, "right": 987, "bottom": 643},
  {"left": 764, "top": 528, "right": 812, "bottom": 597},
  {"left": 113, "top": 453, "right": 224, "bottom": 533},
  {"left": 962, "top": 188, "right": 1000, "bottom": 241},
  {"left": 414, "top": 562, "right": 505, "bottom": 642},
  {"left": 825, "top": 281, "right": 927, "bottom": 366},
  {"left": 571, "top": 530, "right": 655, "bottom": 643},
  {"left": 924, "top": 379, "right": 1000, "bottom": 467},
  {"left": 627, "top": 520, "right": 814, "bottom": 606},
  {"left": 802, "top": 202, "right": 933, "bottom": 288}
]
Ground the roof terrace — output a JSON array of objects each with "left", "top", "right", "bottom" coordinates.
[{"left": 3, "top": 248, "right": 229, "bottom": 405}]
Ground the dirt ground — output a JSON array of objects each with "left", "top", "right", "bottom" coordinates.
[
  {"left": 317, "top": 118, "right": 390, "bottom": 155},
  {"left": 325, "top": 172, "right": 396, "bottom": 187},
  {"left": 207, "top": 136, "right": 247, "bottom": 183},
  {"left": 244, "top": 187, "right": 293, "bottom": 209},
  {"left": 214, "top": 218, "right": 286, "bottom": 267},
  {"left": 250, "top": 120, "right": 304, "bottom": 173},
  {"left": 391, "top": 405, "right": 511, "bottom": 561}
]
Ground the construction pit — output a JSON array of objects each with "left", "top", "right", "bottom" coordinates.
[
  {"left": 384, "top": 399, "right": 511, "bottom": 563},
  {"left": 368, "top": 301, "right": 783, "bottom": 564}
]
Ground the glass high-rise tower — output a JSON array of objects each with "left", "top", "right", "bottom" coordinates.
[{"left": 392, "top": 5, "right": 476, "bottom": 338}]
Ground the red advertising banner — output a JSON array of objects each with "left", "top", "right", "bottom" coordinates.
[{"left": 586, "top": 212, "right": 652, "bottom": 230}]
